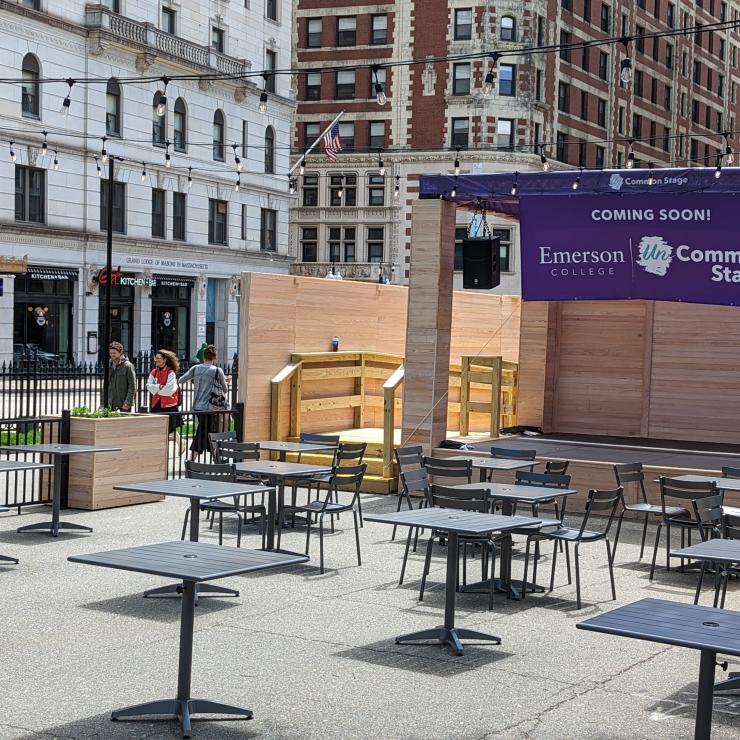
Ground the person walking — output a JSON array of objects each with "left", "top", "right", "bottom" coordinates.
[
  {"left": 177, "top": 344, "right": 229, "bottom": 460},
  {"left": 146, "top": 349, "right": 183, "bottom": 451},
  {"left": 107, "top": 342, "right": 136, "bottom": 412},
  {"left": 195, "top": 341, "right": 208, "bottom": 363}
]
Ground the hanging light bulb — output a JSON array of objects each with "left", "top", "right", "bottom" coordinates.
[
  {"left": 451, "top": 178, "right": 457, "bottom": 198},
  {"left": 511, "top": 172, "right": 518, "bottom": 196},
  {"left": 101, "top": 136, "right": 108, "bottom": 165},
  {"left": 647, "top": 163, "right": 654, "bottom": 186},
  {"left": 156, "top": 76, "right": 169, "bottom": 117},
  {"left": 187, "top": 166, "right": 193, "bottom": 189},
  {"left": 619, "top": 38, "right": 633, "bottom": 84},
  {"left": 540, "top": 148, "right": 549, "bottom": 171},
  {"left": 258, "top": 91, "right": 268, "bottom": 114},
  {"left": 715, "top": 159, "right": 723, "bottom": 179},
  {"left": 378, "top": 149, "right": 385, "bottom": 176},
  {"left": 454, "top": 148, "right": 460, "bottom": 176},
  {"left": 299, "top": 158, "right": 306, "bottom": 175},
  {"left": 165, "top": 141, "right": 171, "bottom": 168},
  {"left": 337, "top": 179, "right": 344, "bottom": 199},
  {"left": 9, "top": 141, "right": 16, "bottom": 162},
  {"left": 483, "top": 53, "right": 499, "bottom": 96},
  {"left": 232, "top": 144, "right": 243, "bottom": 172},
  {"left": 627, "top": 140, "right": 635, "bottom": 169},
  {"left": 372, "top": 65, "right": 387, "bottom": 106},
  {"left": 234, "top": 174, "right": 241, "bottom": 192},
  {"left": 572, "top": 168, "right": 582, "bottom": 190},
  {"left": 41, "top": 131, "right": 48, "bottom": 157},
  {"left": 289, "top": 177, "right": 296, "bottom": 194},
  {"left": 53, "top": 150, "right": 58, "bottom": 171},
  {"left": 141, "top": 162, "right": 147, "bottom": 182},
  {"left": 60, "top": 78, "right": 74, "bottom": 115},
  {"left": 95, "top": 156, "right": 102, "bottom": 177},
  {"left": 723, "top": 133, "right": 734, "bottom": 165},
  {"left": 394, "top": 175, "right": 400, "bottom": 198}
]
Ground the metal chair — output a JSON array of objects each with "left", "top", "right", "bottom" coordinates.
[
  {"left": 287, "top": 433, "right": 340, "bottom": 511},
  {"left": 215, "top": 440, "right": 266, "bottom": 524},
  {"left": 649, "top": 477, "right": 719, "bottom": 581},
  {"left": 397, "top": 467, "right": 431, "bottom": 585},
  {"left": 207, "top": 431, "right": 237, "bottom": 461},
  {"left": 545, "top": 460, "right": 570, "bottom": 475},
  {"left": 423, "top": 456, "right": 473, "bottom": 485},
  {"left": 391, "top": 445, "right": 424, "bottom": 540},
  {"left": 418, "top": 485, "right": 499, "bottom": 611},
  {"left": 328, "top": 442, "right": 368, "bottom": 521},
  {"left": 716, "top": 512, "right": 740, "bottom": 608},
  {"left": 543, "top": 488, "right": 622, "bottom": 609},
  {"left": 721, "top": 466, "right": 740, "bottom": 518},
  {"left": 691, "top": 495, "right": 726, "bottom": 606},
  {"left": 277, "top": 463, "right": 366, "bottom": 574},
  {"left": 487, "top": 446, "right": 536, "bottom": 480},
  {"left": 181, "top": 461, "right": 266, "bottom": 548},
  {"left": 612, "top": 462, "right": 686, "bottom": 563}
]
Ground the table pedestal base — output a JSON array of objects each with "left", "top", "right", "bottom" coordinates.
[
  {"left": 461, "top": 577, "right": 545, "bottom": 601},
  {"left": 17, "top": 520, "right": 92, "bottom": 538},
  {"left": 111, "top": 697, "right": 252, "bottom": 739},
  {"left": 714, "top": 672, "right": 740, "bottom": 692},
  {"left": 144, "top": 582, "right": 239, "bottom": 602},
  {"left": 0, "top": 553, "right": 18, "bottom": 564},
  {"left": 395, "top": 626, "right": 501, "bottom": 657}
]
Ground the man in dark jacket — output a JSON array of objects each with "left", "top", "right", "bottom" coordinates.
[{"left": 107, "top": 342, "right": 136, "bottom": 412}]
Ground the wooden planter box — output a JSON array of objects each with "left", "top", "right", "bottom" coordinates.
[{"left": 66, "top": 414, "right": 169, "bottom": 510}]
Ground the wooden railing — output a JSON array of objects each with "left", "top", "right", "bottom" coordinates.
[{"left": 382, "top": 364, "right": 405, "bottom": 477}]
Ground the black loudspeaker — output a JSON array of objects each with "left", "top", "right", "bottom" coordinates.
[{"left": 462, "top": 236, "right": 500, "bottom": 289}]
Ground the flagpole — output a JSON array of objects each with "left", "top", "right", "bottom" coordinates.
[{"left": 288, "top": 110, "right": 346, "bottom": 175}]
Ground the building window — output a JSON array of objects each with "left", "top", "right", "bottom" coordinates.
[
  {"left": 213, "top": 110, "right": 225, "bottom": 161},
  {"left": 556, "top": 132, "right": 567, "bottom": 162},
  {"left": 581, "top": 46, "right": 590, "bottom": 71},
  {"left": 371, "top": 14, "right": 387, "bottom": 44},
  {"left": 330, "top": 174, "right": 357, "bottom": 206},
  {"left": 369, "top": 121, "right": 385, "bottom": 149},
  {"left": 304, "top": 122, "right": 320, "bottom": 147},
  {"left": 667, "top": 2, "right": 675, "bottom": 27},
  {"left": 597, "top": 99, "right": 607, "bottom": 127},
  {"left": 173, "top": 98, "right": 187, "bottom": 152},
  {"left": 650, "top": 77, "right": 658, "bottom": 104},
  {"left": 368, "top": 174, "right": 385, "bottom": 206},
  {"left": 559, "top": 31, "right": 571, "bottom": 62},
  {"left": 102, "top": 0, "right": 119, "bottom": 9},
  {"left": 491, "top": 228, "right": 511, "bottom": 272},
  {"left": 14, "top": 166, "right": 44, "bottom": 223},
  {"left": 451, "top": 117, "right": 469, "bottom": 147},
  {"left": 265, "top": 50, "right": 276, "bottom": 93},
  {"left": 211, "top": 27, "right": 225, "bottom": 53},
  {"left": 600, "top": 3, "right": 610, "bottom": 31},
  {"left": 329, "top": 227, "right": 356, "bottom": 262},
  {"left": 537, "top": 15, "right": 545, "bottom": 45},
  {"left": 596, "top": 145, "right": 605, "bottom": 168},
  {"left": 535, "top": 69, "right": 543, "bottom": 100},
  {"left": 663, "top": 128, "right": 671, "bottom": 153},
  {"left": 666, "top": 43, "right": 674, "bottom": 69},
  {"left": 336, "top": 70, "right": 356, "bottom": 99},
  {"left": 454, "top": 8, "right": 472, "bottom": 40},
  {"left": 618, "top": 106, "right": 625, "bottom": 134},
  {"left": 664, "top": 85, "right": 672, "bottom": 111},
  {"left": 632, "top": 113, "right": 642, "bottom": 139},
  {"left": 305, "top": 72, "right": 322, "bottom": 100},
  {"left": 100, "top": 180, "right": 125, "bottom": 233},
  {"left": 264, "top": 126, "right": 275, "bottom": 173},
  {"left": 692, "top": 99, "right": 699, "bottom": 123},
  {"left": 580, "top": 90, "right": 588, "bottom": 120},
  {"left": 496, "top": 118, "right": 514, "bottom": 149},
  {"left": 152, "top": 188, "right": 166, "bottom": 238},
  {"left": 338, "top": 122, "right": 354, "bottom": 151},
  {"left": 367, "top": 227, "right": 384, "bottom": 263},
  {"left": 719, "top": 74, "right": 725, "bottom": 98},
  {"left": 208, "top": 199, "right": 227, "bottom": 245},
  {"left": 21, "top": 0, "right": 40, "bottom": 8},
  {"left": 162, "top": 7, "right": 176, "bottom": 34},
  {"left": 634, "top": 70, "right": 643, "bottom": 97},
  {"left": 303, "top": 174, "right": 318, "bottom": 206},
  {"left": 720, "top": 38, "right": 726, "bottom": 61},
  {"left": 301, "top": 227, "right": 318, "bottom": 261},
  {"left": 690, "top": 138, "right": 698, "bottom": 162},
  {"left": 337, "top": 16, "right": 356, "bottom": 46},
  {"left": 499, "top": 64, "right": 516, "bottom": 95},
  {"left": 598, "top": 51, "right": 608, "bottom": 80},
  {"left": 306, "top": 18, "right": 322, "bottom": 48},
  {"left": 21, "top": 54, "right": 40, "bottom": 118},
  {"left": 500, "top": 15, "right": 516, "bottom": 41},
  {"left": 261, "top": 209, "right": 277, "bottom": 251},
  {"left": 173, "top": 192, "right": 186, "bottom": 241},
  {"left": 693, "top": 60, "right": 701, "bottom": 84},
  {"left": 680, "top": 92, "right": 686, "bottom": 116},
  {"left": 106, "top": 79, "right": 121, "bottom": 136},
  {"left": 562, "top": 0, "right": 572, "bottom": 10},
  {"left": 453, "top": 63, "right": 471, "bottom": 95},
  {"left": 558, "top": 82, "right": 569, "bottom": 112},
  {"left": 649, "top": 121, "right": 657, "bottom": 147},
  {"left": 152, "top": 91, "right": 166, "bottom": 146},
  {"left": 266, "top": 0, "right": 278, "bottom": 22},
  {"left": 369, "top": 66, "right": 386, "bottom": 98}
]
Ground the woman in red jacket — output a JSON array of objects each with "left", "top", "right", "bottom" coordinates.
[{"left": 146, "top": 349, "right": 182, "bottom": 447}]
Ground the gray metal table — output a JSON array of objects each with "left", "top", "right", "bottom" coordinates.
[
  {"left": 672, "top": 539, "right": 740, "bottom": 693},
  {"left": 661, "top": 475, "right": 740, "bottom": 493},
  {"left": 578, "top": 597, "right": 740, "bottom": 740},
  {"left": 69, "top": 540, "right": 308, "bottom": 738},
  {"left": 365, "top": 508, "right": 540, "bottom": 655},
  {"left": 0, "top": 459, "right": 54, "bottom": 563},
  {"left": 114, "top": 478, "right": 275, "bottom": 600},
  {"left": 255, "top": 440, "right": 337, "bottom": 462},
  {"left": 0, "top": 444, "right": 119, "bottom": 537},
  {"left": 446, "top": 455, "right": 541, "bottom": 482},
  {"left": 234, "top": 460, "right": 333, "bottom": 550}
]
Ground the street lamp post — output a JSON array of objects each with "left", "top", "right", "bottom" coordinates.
[{"left": 101, "top": 157, "right": 114, "bottom": 407}]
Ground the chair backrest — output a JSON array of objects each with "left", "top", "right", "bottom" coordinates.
[
  {"left": 490, "top": 446, "right": 536, "bottom": 460},
  {"left": 430, "top": 484, "right": 489, "bottom": 514},
  {"left": 395, "top": 445, "right": 424, "bottom": 474},
  {"left": 400, "top": 467, "right": 430, "bottom": 502},
  {"left": 423, "top": 456, "right": 472, "bottom": 484},
  {"left": 185, "top": 460, "right": 236, "bottom": 482},
  {"left": 216, "top": 440, "right": 260, "bottom": 464},
  {"left": 722, "top": 466, "right": 740, "bottom": 479},
  {"left": 330, "top": 463, "right": 367, "bottom": 499},
  {"left": 659, "top": 477, "right": 718, "bottom": 514},
  {"left": 299, "top": 432, "right": 340, "bottom": 446},
  {"left": 579, "top": 487, "right": 623, "bottom": 536},
  {"left": 692, "top": 495, "right": 724, "bottom": 540},
  {"left": 545, "top": 460, "right": 570, "bottom": 475},
  {"left": 724, "top": 513, "right": 740, "bottom": 540},
  {"left": 515, "top": 470, "right": 571, "bottom": 489},
  {"left": 208, "top": 431, "right": 237, "bottom": 459},
  {"left": 337, "top": 442, "right": 367, "bottom": 465}
]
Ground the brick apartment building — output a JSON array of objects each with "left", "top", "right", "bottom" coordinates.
[{"left": 290, "top": 0, "right": 740, "bottom": 290}]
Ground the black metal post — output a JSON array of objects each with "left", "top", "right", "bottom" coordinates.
[
  {"left": 695, "top": 650, "right": 716, "bottom": 740},
  {"left": 60, "top": 409, "right": 71, "bottom": 508},
  {"left": 101, "top": 157, "right": 115, "bottom": 407}
]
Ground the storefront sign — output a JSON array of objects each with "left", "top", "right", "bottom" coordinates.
[
  {"left": 97, "top": 268, "right": 156, "bottom": 287},
  {"left": 122, "top": 255, "right": 209, "bottom": 272},
  {"left": 520, "top": 192, "right": 740, "bottom": 306}
]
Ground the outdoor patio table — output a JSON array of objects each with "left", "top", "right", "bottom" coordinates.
[
  {"left": 114, "top": 478, "right": 275, "bottom": 600},
  {"left": 445, "top": 455, "right": 542, "bottom": 482},
  {"left": 69, "top": 540, "right": 308, "bottom": 739},
  {"left": 577, "top": 597, "right": 740, "bottom": 740},
  {"left": 364, "top": 507, "right": 540, "bottom": 655},
  {"left": 0, "top": 459, "right": 53, "bottom": 563},
  {"left": 0, "top": 444, "right": 120, "bottom": 537},
  {"left": 255, "top": 440, "right": 337, "bottom": 462},
  {"left": 233, "top": 460, "right": 333, "bottom": 550},
  {"left": 672, "top": 538, "right": 740, "bottom": 695}
]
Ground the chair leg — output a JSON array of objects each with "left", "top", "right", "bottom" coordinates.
[
  {"left": 353, "top": 510, "right": 361, "bottom": 566},
  {"left": 564, "top": 541, "right": 572, "bottom": 585},
  {"left": 549, "top": 539, "right": 559, "bottom": 592},
  {"left": 605, "top": 539, "right": 616, "bottom": 601},
  {"left": 665, "top": 522, "right": 672, "bottom": 572},
  {"left": 695, "top": 561, "right": 706, "bottom": 605},
  {"left": 391, "top": 493, "right": 412, "bottom": 541},
  {"left": 532, "top": 540, "right": 539, "bottom": 595},
  {"left": 639, "top": 514, "right": 650, "bottom": 560},
  {"left": 419, "top": 537, "right": 434, "bottom": 602},
  {"left": 574, "top": 543, "right": 582, "bottom": 609},
  {"left": 611, "top": 510, "right": 625, "bottom": 564},
  {"left": 399, "top": 529, "right": 413, "bottom": 586},
  {"left": 318, "top": 515, "right": 325, "bottom": 574},
  {"left": 181, "top": 508, "right": 190, "bottom": 541},
  {"left": 260, "top": 510, "right": 266, "bottom": 550},
  {"left": 720, "top": 570, "right": 729, "bottom": 609},
  {"left": 488, "top": 543, "right": 496, "bottom": 611},
  {"left": 649, "top": 523, "right": 663, "bottom": 581},
  {"left": 356, "top": 493, "right": 363, "bottom": 527},
  {"left": 522, "top": 538, "right": 532, "bottom": 600},
  {"left": 305, "top": 514, "right": 312, "bottom": 556},
  {"left": 236, "top": 514, "right": 243, "bottom": 548},
  {"left": 218, "top": 513, "right": 224, "bottom": 546}
]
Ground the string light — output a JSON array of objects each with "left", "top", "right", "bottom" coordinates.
[
  {"left": 232, "top": 143, "right": 242, "bottom": 172},
  {"left": 394, "top": 174, "right": 400, "bottom": 198},
  {"left": 156, "top": 76, "right": 169, "bottom": 116},
  {"left": 454, "top": 148, "right": 460, "bottom": 176},
  {"left": 289, "top": 177, "right": 296, "bottom": 194},
  {"left": 572, "top": 167, "right": 582, "bottom": 190},
  {"left": 258, "top": 91, "right": 268, "bottom": 114},
  {"left": 619, "top": 38, "right": 633, "bottom": 84},
  {"left": 41, "top": 131, "right": 47, "bottom": 157},
  {"left": 60, "top": 78, "right": 74, "bottom": 115},
  {"left": 95, "top": 156, "right": 101, "bottom": 177},
  {"left": 378, "top": 149, "right": 385, "bottom": 176},
  {"left": 372, "top": 65, "right": 387, "bottom": 106},
  {"left": 627, "top": 140, "right": 635, "bottom": 168},
  {"left": 715, "top": 155, "right": 723, "bottom": 178},
  {"left": 450, "top": 177, "right": 457, "bottom": 198},
  {"left": 337, "top": 176, "right": 344, "bottom": 199},
  {"left": 234, "top": 173, "right": 241, "bottom": 192},
  {"left": 511, "top": 172, "right": 518, "bottom": 196},
  {"left": 187, "top": 166, "right": 192, "bottom": 188},
  {"left": 164, "top": 140, "right": 171, "bottom": 168},
  {"left": 540, "top": 147, "right": 549, "bottom": 171},
  {"left": 101, "top": 136, "right": 108, "bottom": 165},
  {"left": 53, "top": 150, "right": 58, "bottom": 170},
  {"left": 647, "top": 163, "right": 655, "bottom": 186},
  {"left": 723, "top": 132, "right": 734, "bottom": 165},
  {"left": 482, "top": 52, "right": 500, "bottom": 96},
  {"left": 141, "top": 162, "right": 147, "bottom": 182},
  {"left": 9, "top": 141, "right": 15, "bottom": 162}
]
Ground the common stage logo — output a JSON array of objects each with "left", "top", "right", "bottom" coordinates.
[
  {"left": 636, "top": 236, "right": 673, "bottom": 276},
  {"left": 608, "top": 173, "right": 624, "bottom": 191}
]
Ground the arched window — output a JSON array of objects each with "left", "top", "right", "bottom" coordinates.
[
  {"left": 106, "top": 79, "right": 122, "bottom": 136},
  {"left": 152, "top": 91, "right": 166, "bottom": 146},
  {"left": 21, "top": 54, "right": 40, "bottom": 118},
  {"left": 174, "top": 98, "right": 187, "bottom": 152},
  {"left": 500, "top": 15, "right": 516, "bottom": 42},
  {"left": 264, "top": 126, "right": 275, "bottom": 173},
  {"left": 213, "top": 110, "right": 225, "bottom": 161}
]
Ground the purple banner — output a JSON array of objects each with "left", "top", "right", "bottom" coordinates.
[{"left": 520, "top": 193, "right": 740, "bottom": 306}]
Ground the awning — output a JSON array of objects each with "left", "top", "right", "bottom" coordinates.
[
  {"left": 21, "top": 265, "right": 79, "bottom": 281},
  {"left": 153, "top": 274, "right": 196, "bottom": 288}
]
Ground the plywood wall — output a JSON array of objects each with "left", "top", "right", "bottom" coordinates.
[{"left": 238, "top": 273, "right": 521, "bottom": 440}]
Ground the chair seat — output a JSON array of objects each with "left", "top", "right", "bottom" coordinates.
[
  {"left": 201, "top": 500, "right": 265, "bottom": 514},
  {"left": 545, "top": 526, "right": 605, "bottom": 542},
  {"left": 290, "top": 499, "right": 353, "bottom": 515},
  {"left": 625, "top": 502, "right": 686, "bottom": 516},
  {"left": 511, "top": 518, "right": 562, "bottom": 532}
]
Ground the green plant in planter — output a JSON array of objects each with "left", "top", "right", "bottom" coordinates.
[{"left": 71, "top": 406, "right": 123, "bottom": 418}]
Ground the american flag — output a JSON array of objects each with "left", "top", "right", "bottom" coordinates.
[{"left": 322, "top": 123, "right": 342, "bottom": 162}]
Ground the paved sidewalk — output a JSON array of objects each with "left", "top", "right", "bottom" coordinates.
[{"left": 0, "top": 494, "right": 739, "bottom": 739}]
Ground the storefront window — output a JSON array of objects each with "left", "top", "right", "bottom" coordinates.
[{"left": 151, "top": 278, "right": 193, "bottom": 359}]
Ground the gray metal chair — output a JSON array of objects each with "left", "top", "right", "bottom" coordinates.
[
  {"left": 721, "top": 466, "right": 740, "bottom": 518},
  {"left": 488, "top": 446, "right": 536, "bottom": 480},
  {"left": 397, "top": 467, "right": 431, "bottom": 585},
  {"left": 207, "top": 431, "right": 237, "bottom": 461},
  {"left": 691, "top": 495, "right": 726, "bottom": 606},
  {"left": 391, "top": 445, "right": 424, "bottom": 540},
  {"left": 423, "top": 456, "right": 473, "bottom": 485},
  {"left": 545, "top": 460, "right": 570, "bottom": 475}
]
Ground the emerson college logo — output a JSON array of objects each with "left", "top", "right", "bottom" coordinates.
[{"left": 636, "top": 236, "right": 673, "bottom": 277}]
